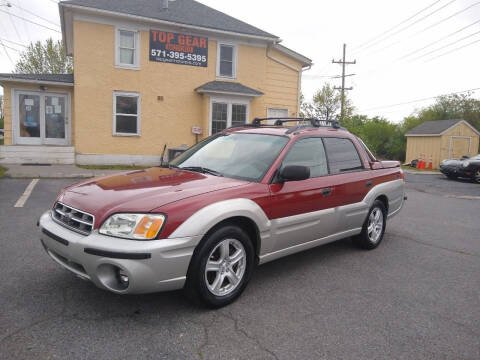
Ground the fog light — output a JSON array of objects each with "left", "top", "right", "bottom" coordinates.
[{"left": 116, "top": 268, "right": 129, "bottom": 288}]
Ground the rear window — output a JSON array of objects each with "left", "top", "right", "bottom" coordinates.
[{"left": 323, "top": 137, "right": 364, "bottom": 174}]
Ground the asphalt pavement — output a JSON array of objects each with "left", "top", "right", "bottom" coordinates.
[{"left": 0, "top": 173, "right": 479, "bottom": 360}]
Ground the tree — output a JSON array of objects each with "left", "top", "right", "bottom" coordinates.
[
  {"left": 15, "top": 38, "right": 73, "bottom": 74},
  {"left": 301, "top": 83, "right": 353, "bottom": 121},
  {"left": 413, "top": 92, "right": 480, "bottom": 131}
]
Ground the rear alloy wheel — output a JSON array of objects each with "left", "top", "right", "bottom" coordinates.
[
  {"left": 185, "top": 225, "right": 254, "bottom": 308},
  {"left": 353, "top": 200, "right": 387, "bottom": 250}
]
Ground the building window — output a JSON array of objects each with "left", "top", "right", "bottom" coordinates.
[
  {"left": 116, "top": 29, "right": 139, "bottom": 68},
  {"left": 113, "top": 92, "right": 140, "bottom": 136},
  {"left": 217, "top": 44, "right": 236, "bottom": 78},
  {"left": 211, "top": 100, "right": 248, "bottom": 135}
]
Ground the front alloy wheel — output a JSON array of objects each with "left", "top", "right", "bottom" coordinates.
[
  {"left": 205, "top": 238, "right": 246, "bottom": 296},
  {"left": 185, "top": 225, "right": 254, "bottom": 308}
]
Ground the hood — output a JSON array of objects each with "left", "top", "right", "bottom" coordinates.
[
  {"left": 58, "top": 167, "right": 248, "bottom": 227},
  {"left": 441, "top": 159, "right": 462, "bottom": 166}
]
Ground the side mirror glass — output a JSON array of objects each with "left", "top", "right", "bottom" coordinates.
[{"left": 279, "top": 165, "right": 310, "bottom": 182}]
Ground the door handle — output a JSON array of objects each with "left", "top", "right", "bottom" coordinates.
[
  {"left": 322, "top": 188, "right": 332, "bottom": 197},
  {"left": 366, "top": 181, "right": 372, "bottom": 188}
]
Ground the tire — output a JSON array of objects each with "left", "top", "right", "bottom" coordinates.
[
  {"left": 473, "top": 169, "right": 480, "bottom": 184},
  {"left": 353, "top": 200, "right": 387, "bottom": 250},
  {"left": 184, "top": 225, "right": 255, "bottom": 308}
]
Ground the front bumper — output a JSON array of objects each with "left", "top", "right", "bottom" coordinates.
[
  {"left": 39, "top": 211, "right": 201, "bottom": 294},
  {"left": 440, "top": 165, "right": 472, "bottom": 178}
]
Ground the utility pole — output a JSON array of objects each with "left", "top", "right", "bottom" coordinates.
[{"left": 332, "top": 44, "right": 356, "bottom": 121}]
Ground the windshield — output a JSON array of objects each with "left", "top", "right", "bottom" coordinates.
[
  {"left": 169, "top": 133, "right": 289, "bottom": 182},
  {"left": 471, "top": 154, "right": 480, "bottom": 160}
]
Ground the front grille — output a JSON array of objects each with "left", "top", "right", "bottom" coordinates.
[{"left": 52, "top": 202, "right": 94, "bottom": 235}]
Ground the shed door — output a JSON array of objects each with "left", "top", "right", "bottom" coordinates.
[{"left": 449, "top": 137, "right": 471, "bottom": 159}]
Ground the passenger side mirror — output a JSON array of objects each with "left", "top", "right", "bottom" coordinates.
[{"left": 279, "top": 165, "right": 310, "bottom": 182}]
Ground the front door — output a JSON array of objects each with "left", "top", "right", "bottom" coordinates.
[
  {"left": 15, "top": 91, "right": 69, "bottom": 146},
  {"left": 269, "top": 137, "right": 338, "bottom": 252}
]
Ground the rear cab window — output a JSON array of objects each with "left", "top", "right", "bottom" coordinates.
[{"left": 322, "top": 137, "right": 364, "bottom": 174}]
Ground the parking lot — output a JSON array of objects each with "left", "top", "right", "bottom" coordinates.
[{"left": 0, "top": 172, "right": 479, "bottom": 360}]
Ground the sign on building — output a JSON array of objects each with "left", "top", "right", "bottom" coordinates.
[{"left": 149, "top": 30, "right": 208, "bottom": 67}]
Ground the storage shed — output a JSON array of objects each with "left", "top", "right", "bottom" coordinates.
[{"left": 405, "top": 119, "right": 480, "bottom": 169}]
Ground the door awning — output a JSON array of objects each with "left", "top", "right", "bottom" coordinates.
[{"left": 195, "top": 81, "right": 263, "bottom": 97}]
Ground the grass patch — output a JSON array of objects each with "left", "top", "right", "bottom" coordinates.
[
  {"left": 76, "top": 164, "right": 149, "bottom": 171},
  {"left": 401, "top": 165, "right": 440, "bottom": 172},
  {"left": 0, "top": 165, "right": 6, "bottom": 178}
]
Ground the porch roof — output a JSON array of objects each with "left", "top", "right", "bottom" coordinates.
[{"left": 0, "top": 74, "right": 74, "bottom": 86}]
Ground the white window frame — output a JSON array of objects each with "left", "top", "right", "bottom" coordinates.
[
  {"left": 113, "top": 91, "right": 141, "bottom": 136},
  {"left": 216, "top": 42, "right": 237, "bottom": 79},
  {"left": 209, "top": 96, "right": 250, "bottom": 135},
  {"left": 115, "top": 27, "right": 140, "bottom": 69}
]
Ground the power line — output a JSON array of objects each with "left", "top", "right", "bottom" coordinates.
[
  {"left": 353, "top": 0, "right": 457, "bottom": 56},
  {"left": 359, "top": 87, "right": 480, "bottom": 112},
  {"left": 398, "top": 19, "right": 480, "bottom": 61},
  {"left": 424, "top": 38, "right": 480, "bottom": 62},
  {"left": 0, "top": 39, "right": 15, "bottom": 65},
  {"left": 353, "top": 0, "right": 444, "bottom": 51},
  {"left": 0, "top": 36, "right": 27, "bottom": 47},
  {"left": 10, "top": 1, "right": 60, "bottom": 27},
  {"left": 360, "top": 2, "right": 480, "bottom": 59},
  {"left": 6, "top": 7, "right": 23, "bottom": 42},
  {"left": 0, "top": 8, "right": 61, "bottom": 32},
  {"left": 0, "top": 41, "right": 21, "bottom": 52},
  {"left": 410, "top": 30, "right": 480, "bottom": 61}
]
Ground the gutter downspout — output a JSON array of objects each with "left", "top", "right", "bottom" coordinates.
[{"left": 266, "top": 45, "right": 311, "bottom": 117}]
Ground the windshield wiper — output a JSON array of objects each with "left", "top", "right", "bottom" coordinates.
[{"left": 177, "top": 166, "right": 223, "bottom": 177}]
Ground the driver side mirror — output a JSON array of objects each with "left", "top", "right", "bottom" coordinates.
[{"left": 279, "top": 165, "right": 310, "bottom": 182}]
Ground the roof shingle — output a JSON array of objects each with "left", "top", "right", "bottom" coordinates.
[
  {"left": 405, "top": 120, "right": 469, "bottom": 135},
  {"left": 61, "top": 0, "right": 278, "bottom": 39}
]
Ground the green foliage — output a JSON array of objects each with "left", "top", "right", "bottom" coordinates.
[
  {"left": 15, "top": 38, "right": 73, "bottom": 74},
  {"left": 342, "top": 115, "right": 405, "bottom": 161},
  {"left": 413, "top": 93, "right": 480, "bottom": 132},
  {"left": 300, "top": 83, "right": 353, "bottom": 120}
]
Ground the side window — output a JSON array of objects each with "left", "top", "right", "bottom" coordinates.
[
  {"left": 282, "top": 138, "right": 328, "bottom": 178},
  {"left": 323, "top": 137, "right": 363, "bottom": 174}
]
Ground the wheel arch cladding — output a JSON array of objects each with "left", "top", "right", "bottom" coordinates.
[
  {"left": 202, "top": 216, "right": 261, "bottom": 257},
  {"left": 167, "top": 198, "right": 270, "bottom": 253}
]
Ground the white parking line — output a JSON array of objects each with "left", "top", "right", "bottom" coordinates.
[{"left": 14, "top": 179, "right": 39, "bottom": 208}]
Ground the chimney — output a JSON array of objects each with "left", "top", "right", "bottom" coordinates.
[{"left": 162, "top": 0, "right": 169, "bottom": 9}]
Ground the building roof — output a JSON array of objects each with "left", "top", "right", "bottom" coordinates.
[
  {"left": 195, "top": 81, "right": 263, "bottom": 97},
  {"left": 405, "top": 119, "right": 480, "bottom": 136},
  {"left": 60, "top": 0, "right": 278, "bottom": 39},
  {"left": 0, "top": 73, "right": 74, "bottom": 85}
]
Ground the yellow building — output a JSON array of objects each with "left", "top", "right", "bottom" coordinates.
[
  {"left": 405, "top": 119, "right": 480, "bottom": 169},
  {"left": 0, "top": 0, "right": 311, "bottom": 165}
]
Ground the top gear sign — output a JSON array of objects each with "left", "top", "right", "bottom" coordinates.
[{"left": 149, "top": 30, "right": 208, "bottom": 67}]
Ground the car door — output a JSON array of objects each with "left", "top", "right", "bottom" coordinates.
[
  {"left": 269, "top": 137, "right": 338, "bottom": 252},
  {"left": 322, "top": 136, "right": 373, "bottom": 232}
]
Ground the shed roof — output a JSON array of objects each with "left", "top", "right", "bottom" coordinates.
[
  {"left": 195, "top": 81, "right": 263, "bottom": 97},
  {"left": 405, "top": 119, "right": 480, "bottom": 136},
  {"left": 0, "top": 73, "right": 74, "bottom": 85},
  {"left": 60, "top": 0, "right": 278, "bottom": 39}
]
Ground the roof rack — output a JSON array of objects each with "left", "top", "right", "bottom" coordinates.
[{"left": 251, "top": 117, "right": 341, "bottom": 130}]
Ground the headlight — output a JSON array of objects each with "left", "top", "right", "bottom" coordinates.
[
  {"left": 462, "top": 161, "right": 470, "bottom": 168},
  {"left": 99, "top": 213, "right": 165, "bottom": 240}
]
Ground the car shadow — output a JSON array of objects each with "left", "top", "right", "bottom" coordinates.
[{"left": 47, "top": 238, "right": 361, "bottom": 316}]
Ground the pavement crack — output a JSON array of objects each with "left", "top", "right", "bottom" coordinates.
[
  {"left": 219, "top": 311, "right": 279, "bottom": 360},
  {"left": 392, "top": 232, "right": 480, "bottom": 257}
]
